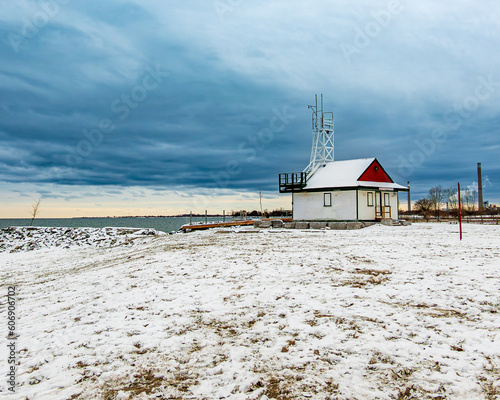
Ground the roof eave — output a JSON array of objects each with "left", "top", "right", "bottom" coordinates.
[{"left": 301, "top": 184, "right": 409, "bottom": 192}]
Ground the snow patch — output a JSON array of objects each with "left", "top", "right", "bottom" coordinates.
[{"left": 0, "top": 226, "right": 165, "bottom": 253}]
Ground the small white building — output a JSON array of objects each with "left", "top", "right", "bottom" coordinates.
[
  {"left": 279, "top": 95, "right": 408, "bottom": 222},
  {"left": 288, "top": 158, "right": 407, "bottom": 221}
]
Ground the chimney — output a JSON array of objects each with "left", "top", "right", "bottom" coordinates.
[
  {"left": 477, "top": 163, "right": 483, "bottom": 211},
  {"left": 407, "top": 181, "right": 411, "bottom": 212}
]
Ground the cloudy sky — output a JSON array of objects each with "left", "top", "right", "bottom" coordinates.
[{"left": 1, "top": 0, "right": 499, "bottom": 217}]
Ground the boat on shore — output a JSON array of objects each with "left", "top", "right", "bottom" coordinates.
[{"left": 181, "top": 218, "right": 292, "bottom": 232}]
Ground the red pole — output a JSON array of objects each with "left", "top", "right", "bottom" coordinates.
[{"left": 458, "top": 182, "right": 462, "bottom": 241}]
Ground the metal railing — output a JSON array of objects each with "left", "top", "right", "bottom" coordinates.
[
  {"left": 376, "top": 205, "right": 392, "bottom": 220},
  {"left": 401, "top": 215, "right": 500, "bottom": 224},
  {"left": 279, "top": 172, "right": 308, "bottom": 193}
]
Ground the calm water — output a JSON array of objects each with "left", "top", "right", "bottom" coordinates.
[{"left": 0, "top": 217, "right": 225, "bottom": 233}]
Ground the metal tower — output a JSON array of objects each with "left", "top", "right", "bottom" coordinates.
[{"left": 304, "top": 94, "right": 334, "bottom": 175}]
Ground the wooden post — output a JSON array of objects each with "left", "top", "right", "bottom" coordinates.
[
  {"left": 223, "top": 210, "right": 225, "bottom": 222},
  {"left": 458, "top": 183, "right": 462, "bottom": 241},
  {"left": 259, "top": 191, "right": 263, "bottom": 217},
  {"left": 190, "top": 211, "right": 192, "bottom": 225},
  {"left": 477, "top": 163, "right": 483, "bottom": 211},
  {"left": 205, "top": 210, "right": 207, "bottom": 224}
]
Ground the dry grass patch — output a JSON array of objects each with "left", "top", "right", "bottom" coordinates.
[
  {"left": 263, "top": 376, "right": 294, "bottom": 400},
  {"left": 101, "top": 369, "right": 164, "bottom": 399},
  {"left": 246, "top": 373, "right": 340, "bottom": 400},
  {"left": 352, "top": 267, "right": 391, "bottom": 276},
  {"left": 100, "top": 368, "right": 199, "bottom": 399},
  {"left": 481, "top": 381, "right": 500, "bottom": 399},
  {"left": 333, "top": 268, "right": 392, "bottom": 288},
  {"left": 479, "top": 356, "right": 500, "bottom": 399},
  {"left": 411, "top": 303, "right": 469, "bottom": 319}
]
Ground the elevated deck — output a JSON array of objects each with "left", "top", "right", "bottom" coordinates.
[{"left": 279, "top": 172, "right": 308, "bottom": 193}]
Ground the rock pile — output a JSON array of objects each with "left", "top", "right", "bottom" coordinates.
[{"left": 0, "top": 226, "right": 164, "bottom": 253}]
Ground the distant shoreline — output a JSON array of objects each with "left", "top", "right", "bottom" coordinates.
[
  {"left": 75, "top": 214, "right": 226, "bottom": 219},
  {"left": 0, "top": 215, "right": 226, "bottom": 220},
  {"left": 0, "top": 216, "right": 227, "bottom": 232}
]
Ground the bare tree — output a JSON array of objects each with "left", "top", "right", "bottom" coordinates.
[
  {"left": 29, "top": 197, "right": 42, "bottom": 226},
  {"left": 445, "top": 186, "right": 458, "bottom": 212},
  {"left": 463, "top": 188, "right": 478, "bottom": 213},
  {"left": 414, "top": 198, "right": 433, "bottom": 222},
  {"left": 428, "top": 185, "right": 445, "bottom": 220}
]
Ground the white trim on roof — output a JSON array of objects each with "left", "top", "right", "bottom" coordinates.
[{"left": 354, "top": 181, "right": 408, "bottom": 190}]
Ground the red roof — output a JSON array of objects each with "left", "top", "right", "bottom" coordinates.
[
  {"left": 304, "top": 158, "right": 407, "bottom": 190},
  {"left": 358, "top": 159, "right": 393, "bottom": 183}
]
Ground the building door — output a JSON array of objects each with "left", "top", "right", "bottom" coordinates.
[
  {"left": 375, "top": 191, "right": 382, "bottom": 220},
  {"left": 375, "top": 191, "right": 391, "bottom": 220}
]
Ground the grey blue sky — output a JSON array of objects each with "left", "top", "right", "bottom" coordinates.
[{"left": 1, "top": 0, "right": 499, "bottom": 217}]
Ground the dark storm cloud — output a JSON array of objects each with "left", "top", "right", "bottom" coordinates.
[{"left": 1, "top": 0, "right": 500, "bottom": 202}]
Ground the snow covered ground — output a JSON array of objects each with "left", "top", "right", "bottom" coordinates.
[{"left": 0, "top": 223, "right": 499, "bottom": 399}]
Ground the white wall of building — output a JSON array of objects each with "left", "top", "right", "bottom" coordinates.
[
  {"left": 293, "top": 189, "right": 400, "bottom": 221},
  {"left": 390, "top": 192, "right": 399, "bottom": 219},
  {"left": 293, "top": 191, "right": 357, "bottom": 221},
  {"left": 357, "top": 190, "right": 375, "bottom": 220},
  {"left": 356, "top": 190, "right": 399, "bottom": 220}
]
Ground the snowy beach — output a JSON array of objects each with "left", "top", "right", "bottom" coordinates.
[{"left": 1, "top": 223, "right": 499, "bottom": 399}]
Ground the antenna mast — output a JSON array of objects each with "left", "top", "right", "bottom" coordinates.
[{"left": 304, "top": 94, "right": 335, "bottom": 175}]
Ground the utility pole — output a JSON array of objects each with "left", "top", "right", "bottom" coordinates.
[
  {"left": 477, "top": 163, "right": 483, "bottom": 211},
  {"left": 407, "top": 181, "right": 411, "bottom": 213},
  {"left": 458, "top": 183, "right": 463, "bottom": 241},
  {"left": 259, "top": 191, "right": 263, "bottom": 217}
]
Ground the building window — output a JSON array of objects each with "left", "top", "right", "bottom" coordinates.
[
  {"left": 324, "top": 193, "right": 332, "bottom": 207},
  {"left": 367, "top": 192, "right": 374, "bottom": 207},
  {"left": 384, "top": 193, "right": 390, "bottom": 206}
]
